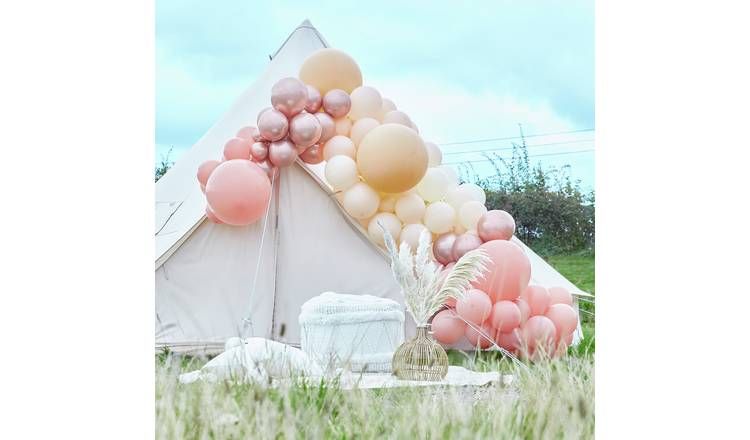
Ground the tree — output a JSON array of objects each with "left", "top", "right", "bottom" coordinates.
[{"left": 155, "top": 147, "right": 174, "bottom": 182}]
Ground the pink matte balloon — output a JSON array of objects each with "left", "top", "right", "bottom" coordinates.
[
  {"left": 289, "top": 112, "right": 323, "bottom": 148},
  {"left": 473, "top": 240, "right": 531, "bottom": 302},
  {"left": 305, "top": 85, "right": 322, "bottom": 113},
  {"left": 300, "top": 143, "right": 324, "bottom": 164},
  {"left": 323, "top": 89, "right": 351, "bottom": 118},
  {"left": 522, "top": 315, "right": 557, "bottom": 354},
  {"left": 197, "top": 159, "right": 220, "bottom": 187},
  {"left": 257, "top": 109, "right": 289, "bottom": 142},
  {"left": 236, "top": 126, "right": 257, "bottom": 140},
  {"left": 223, "top": 137, "right": 252, "bottom": 160},
  {"left": 431, "top": 310, "right": 466, "bottom": 345},
  {"left": 250, "top": 141, "right": 269, "bottom": 162},
  {"left": 433, "top": 233, "right": 457, "bottom": 265},
  {"left": 523, "top": 285, "right": 551, "bottom": 316},
  {"left": 451, "top": 232, "right": 483, "bottom": 261},
  {"left": 268, "top": 139, "right": 298, "bottom": 168},
  {"left": 271, "top": 77, "right": 308, "bottom": 118},
  {"left": 456, "top": 289, "right": 492, "bottom": 324},
  {"left": 549, "top": 286, "right": 574, "bottom": 306},
  {"left": 489, "top": 300, "right": 522, "bottom": 333},
  {"left": 315, "top": 112, "right": 336, "bottom": 143},
  {"left": 545, "top": 304, "right": 578, "bottom": 340},
  {"left": 255, "top": 158, "right": 279, "bottom": 180},
  {"left": 477, "top": 210, "right": 516, "bottom": 242},
  {"left": 205, "top": 160, "right": 271, "bottom": 226},
  {"left": 465, "top": 323, "right": 495, "bottom": 349},
  {"left": 205, "top": 206, "right": 223, "bottom": 224},
  {"left": 515, "top": 298, "right": 531, "bottom": 324},
  {"left": 496, "top": 328, "right": 522, "bottom": 354}
]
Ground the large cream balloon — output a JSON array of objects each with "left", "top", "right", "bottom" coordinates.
[
  {"left": 368, "top": 212, "right": 402, "bottom": 246},
  {"left": 425, "top": 142, "right": 443, "bottom": 167},
  {"left": 349, "top": 117, "right": 380, "bottom": 146},
  {"left": 323, "top": 135, "right": 356, "bottom": 160},
  {"left": 423, "top": 201, "right": 456, "bottom": 234},
  {"left": 416, "top": 168, "right": 451, "bottom": 202},
  {"left": 342, "top": 182, "right": 380, "bottom": 219},
  {"left": 298, "top": 48, "right": 362, "bottom": 94},
  {"left": 348, "top": 86, "right": 383, "bottom": 120},
  {"left": 459, "top": 200, "right": 488, "bottom": 230},
  {"left": 445, "top": 183, "right": 486, "bottom": 211},
  {"left": 400, "top": 223, "right": 429, "bottom": 250},
  {"left": 394, "top": 193, "right": 426, "bottom": 224},
  {"left": 324, "top": 156, "right": 359, "bottom": 191},
  {"left": 379, "top": 194, "right": 399, "bottom": 213},
  {"left": 356, "top": 124, "right": 429, "bottom": 193},
  {"left": 377, "top": 98, "right": 397, "bottom": 121},
  {"left": 334, "top": 117, "right": 352, "bottom": 136}
]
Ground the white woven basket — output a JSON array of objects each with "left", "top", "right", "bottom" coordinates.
[{"left": 299, "top": 292, "right": 405, "bottom": 373}]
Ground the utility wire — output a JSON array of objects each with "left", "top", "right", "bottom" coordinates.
[
  {"left": 439, "top": 128, "right": 595, "bottom": 147},
  {"left": 443, "top": 139, "right": 595, "bottom": 156},
  {"left": 443, "top": 148, "right": 595, "bottom": 166}
]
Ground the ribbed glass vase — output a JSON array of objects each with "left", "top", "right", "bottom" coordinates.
[{"left": 391, "top": 325, "right": 449, "bottom": 381}]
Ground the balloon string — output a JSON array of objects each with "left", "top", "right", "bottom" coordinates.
[{"left": 243, "top": 170, "right": 278, "bottom": 335}]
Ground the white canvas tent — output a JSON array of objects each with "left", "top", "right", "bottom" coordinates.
[{"left": 155, "top": 20, "right": 590, "bottom": 354}]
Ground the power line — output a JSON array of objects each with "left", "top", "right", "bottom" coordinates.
[
  {"left": 443, "top": 139, "right": 595, "bottom": 156},
  {"left": 443, "top": 148, "right": 595, "bottom": 166},
  {"left": 439, "top": 128, "right": 595, "bottom": 146}
]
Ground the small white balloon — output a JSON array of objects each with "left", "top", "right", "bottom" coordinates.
[
  {"left": 382, "top": 110, "right": 412, "bottom": 127},
  {"left": 400, "top": 223, "right": 429, "bottom": 250},
  {"left": 368, "top": 212, "right": 402, "bottom": 246},
  {"left": 423, "top": 201, "right": 456, "bottom": 234},
  {"left": 416, "top": 168, "right": 451, "bottom": 202},
  {"left": 348, "top": 86, "right": 383, "bottom": 120},
  {"left": 459, "top": 200, "right": 488, "bottom": 230},
  {"left": 325, "top": 155, "right": 359, "bottom": 191},
  {"left": 377, "top": 98, "right": 397, "bottom": 121},
  {"left": 395, "top": 193, "right": 426, "bottom": 224},
  {"left": 334, "top": 117, "right": 352, "bottom": 136},
  {"left": 349, "top": 117, "right": 380, "bottom": 146},
  {"left": 424, "top": 142, "right": 443, "bottom": 167},
  {"left": 343, "top": 182, "right": 380, "bottom": 219},
  {"left": 445, "top": 183, "right": 486, "bottom": 211},
  {"left": 323, "top": 135, "right": 356, "bottom": 160},
  {"left": 379, "top": 194, "right": 399, "bottom": 213}
]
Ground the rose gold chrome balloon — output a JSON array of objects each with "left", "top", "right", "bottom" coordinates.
[
  {"left": 305, "top": 85, "right": 322, "bottom": 113},
  {"left": 477, "top": 210, "right": 516, "bottom": 241},
  {"left": 322, "top": 89, "right": 351, "bottom": 118},
  {"left": 257, "top": 109, "right": 289, "bottom": 142},
  {"left": 452, "top": 232, "right": 483, "bottom": 261},
  {"left": 433, "top": 232, "right": 457, "bottom": 265},
  {"left": 268, "top": 138, "right": 299, "bottom": 168},
  {"left": 300, "top": 143, "right": 324, "bottom": 164},
  {"left": 250, "top": 141, "right": 269, "bottom": 161},
  {"left": 315, "top": 112, "right": 336, "bottom": 143},
  {"left": 289, "top": 112, "right": 323, "bottom": 149},
  {"left": 271, "top": 77, "right": 308, "bottom": 118}
]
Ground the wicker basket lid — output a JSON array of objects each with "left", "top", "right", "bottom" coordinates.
[{"left": 299, "top": 292, "right": 404, "bottom": 324}]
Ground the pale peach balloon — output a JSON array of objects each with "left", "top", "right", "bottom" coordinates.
[
  {"left": 299, "top": 48, "right": 363, "bottom": 94},
  {"left": 445, "top": 183, "right": 487, "bottom": 211},
  {"left": 356, "top": 124, "right": 428, "bottom": 193},
  {"left": 423, "top": 201, "right": 456, "bottom": 234},
  {"left": 416, "top": 167, "right": 451, "bottom": 202},
  {"left": 205, "top": 160, "right": 271, "bottom": 226},
  {"left": 394, "top": 193, "right": 426, "bottom": 224},
  {"left": 323, "top": 135, "right": 356, "bottom": 161},
  {"left": 431, "top": 309, "right": 466, "bottom": 345},
  {"left": 315, "top": 112, "right": 336, "bottom": 143},
  {"left": 424, "top": 142, "right": 443, "bottom": 167},
  {"left": 377, "top": 98, "right": 397, "bottom": 121},
  {"left": 348, "top": 86, "right": 383, "bottom": 120},
  {"left": 378, "top": 194, "right": 399, "bottom": 213},
  {"left": 440, "top": 165, "right": 460, "bottom": 187},
  {"left": 382, "top": 110, "right": 413, "bottom": 127},
  {"left": 334, "top": 117, "right": 352, "bottom": 136},
  {"left": 324, "top": 155, "right": 359, "bottom": 191},
  {"left": 548, "top": 286, "right": 574, "bottom": 306},
  {"left": 459, "top": 201, "right": 488, "bottom": 231},
  {"left": 349, "top": 117, "right": 380, "bottom": 146},
  {"left": 367, "top": 212, "right": 402, "bottom": 246},
  {"left": 342, "top": 182, "right": 380, "bottom": 219},
  {"left": 399, "top": 223, "right": 429, "bottom": 251}
]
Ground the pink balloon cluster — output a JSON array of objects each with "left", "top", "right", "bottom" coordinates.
[{"left": 433, "top": 210, "right": 516, "bottom": 266}]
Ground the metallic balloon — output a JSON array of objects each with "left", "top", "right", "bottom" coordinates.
[
  {"left": 433, "top": 232, "right": 457, "bottom": 265},
  {"left": 268, "top": 138, "right": 299, "bottom": 168},
  {"left": 315, "top": 112, "right": 336, "bottom": 143},
  {"left": 289, "top": 112, "right": 323, "bottom": 149},
  {"left": 305, "top": 85, "right": 322, "bottom": 113},
  {"left": 477, "top": 210, "right": 516, "bottom": 241},
  {"left": 300, "top": 143, "right": 324, "bottom": 165},
  {"left": 322, "top": 89, "right": 351, "bottom": 118},
  {"left": 255, "top": 158, "right": 279, "bottom": 180},
  {"left": 251, "top": 126, "right": 264, "bottom": 142},
  {"left": 250, "top": 141, "right": 269, "bottom": 162},
  {"left": 452, "top": 232, "right": 483, "bottom": 261},
  {"left": 271, "top": 77, "right": 308, "bottom": 118},
  {"left": 257, "top": 109, "right": 289, "bottom": 142}
]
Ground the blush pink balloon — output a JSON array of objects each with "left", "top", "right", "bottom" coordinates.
[
  {"left": 496, "top": 329, "right": 522, "bottom": 354},
  {"left": 431, "top": 310, "right": 466, "bottom": 345},
  {"left": 305, "top": 85, "right": 322, "bottom": 113},
  {"left": 255, "top": 158, "right": 279, "bottom": 180},
  {"left": 205, "top": 160, "right": 271, "bottom": 226},
  {"left": 322, "top": 89, "right": 351, "bottom": 118},
  {"left": 315, "top": 112, "right": 336, "bottom": 143},
  {"left": 268, "top": 139, "right": 299, "bottom": 168},
  {"left": 523, "top": 285, "right": 551, "bottom": 316},
  {"left": 250, "top": 141, "right": 269, "bottom": 162},
  {"left": 223, "top": 137, "right": 252, "bottom": 160},
  {"left": 271, "top": 77, "right": 308, "bottom": 118},
  {"left": 205, "top": 206, "right": 223, "bottom": 224},
  {"left": 257, "top": 109, "right": 289, "bottom": 142},
  {"left": 473, "top": 240, "right": 531, "bottom": 302},
  {"left": 433, "top": 233, "right": 457, "bottom": 265},
  {"left": 299, "top": 143, "right": 324, "bottom": 164},
  {"left": 489, "top": 300, "right": 522, "bottom": 333},
  {"left": 515, "top": 298, "right": 531, "bottom": 324},
  {"left": 197, "top": 160, "right": 220, "bottom": 187},
  {"left": 465, "top": 323, "right": 495, "bottom": 349},
  {"left": 289, "top": 112, "right": 323, "bottom": 148},
  {"left": 455, "top": 289, "right": 492, "bottom": 324},
  {"left": 452, "top": 232, "right": 483, "bottom": 261},
  {"left": 545, "top": 304, "right": 578, "bottom": 340},
  {"left": 521, "top": 315, "right": 557, "bottom": 354},
  {"left": 236, "top": 126, "right": 257, "bottom": 140},
  {"left": 477, "top": 210, "right": 516, "bottom": 242},
  {"left": 549, "top": 286, "right": 574, "bottom": 306}
]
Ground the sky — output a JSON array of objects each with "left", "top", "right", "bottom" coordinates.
[{"left": 156, "top": 0, "right": 594, "bottom": 190}]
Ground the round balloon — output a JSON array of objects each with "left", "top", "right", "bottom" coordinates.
[
  {"left": 299, "top": 48, "right": 363, "bottom": 94},
  {"left": 545, "top": 303, "right": 578, "bottom": 339},
  {"left": 257, "top": 109, "right": 289, "bottom": 142},
  {"left": 205, "top": 160, "right": 271, "bottom": 226},
  {"left": 445, "top": 183, "right": 486, "bottom": 211},
  {"left": 250, "top": 141, "right": 269, "bottom": 162},
  {"left": 288, "top": 112, "right": 322, "bottom": 148},
  {"left": 477, "top": 210, "right": 516, "bottom": 241},
  {"left": 271, "top": 77, "right": 308, "bottom": 118},
  {"left": 465, "top": 323, "right": 494, "bottom": 349},
  {"left": 424, "top": 141, "right": 443, "bottom": 167},
  {"left": 456, "top": 289, "right": 492, "bottom": 324},
  {"left": 431, "top": 310, "right": 466, "bottom": 345},
  {"left": 399, "top": 223, "right": 429, "bottom": 250},
  {"left": 348, "top": 86, "right": 382, "bottom": 120},
  {"left": 377, "top": 98, "right": 397, "bottom": 121},
  {"left": 433, "top": 232, "right": 457, "bottom": 265},
  {"left": 416, "top": 167, "right": 451, "bottom": 202},
  {"left": 324, "top": 155, "right": 359, "bottom": 191},
  {"left": 459, "top": 201, "right": 488, "bottom": 231},
  {"left": 382, "top": 110, "right": 413, "bottom": 127},
  {"left": 342, "top": 182, "right": 379, "bottom": 219},
  {"left": 356, "top": 124, "right": 429, "bottom": 193},
  {"left": 315, "top": 112, "right": 336, "bottom": 143},
  {"left": 349, "top": 117, "right": 380, "bottom": 146},
  {"left": 394, "top": 193, "right": 426, "bottom": 224},
  {"left": 523, "top": 285, "right": 551, "bottom": 316},
  {"left": 496, "top": 329, "right": 522, "bottom": 354},
  {"left": 322, "top": 89, "right": 351, "bottom": 119},
  {"left": 451, "top": 232, "right": 482, "bottom": 261},
  {"left": 197, "top": 159, "right": 220, "bottom": 187},
  {"left": 305, "top": 85, "right": 322, "bottom": 113},
  {"left": 440, "top": 165, "right": 460, "bottom": 187},
  {"left": 334, "top": 117, "right": 352, "bottom": 136},
  {"left": 223, "top": 137, "right": 252, "bottom": 161},
  {"left": 205, "top": 206, "right": 223, "bottom": 224},
  {"left": 268, "top": 139, "right": 298, "bottom": 168},
  {"left": 236, "top": 126, "right": 257, "bottom": 140},
  {"left": 299, "top": 143, "right": 324, "bottom": 165},
  {"left": 516, "top": 298, "right": 531, "bottom": 324},
  {"left": 522, "top": 315, "right": 557, "bottom": 355},
  {"left": 378, "top": 194, "right": 398, "bottom": 213},
  {"left": 423, "top": 201, "right": 456, "bottom": 234},
  {"left": 323, "top": 135, "right": 356, "bottom": 161},
  {"left": 254, "top": 158, "right": 278, "bottom": 180},
  {"left": 474, "top": 240, "right": 531, "bottom": 302},
  {"left": 549, "top": 286, "right": 574, "bottom": 306},
  {"left": 489, "top": 301, "right": 521, "bottom": 333},
  {"left": 367, "top": 212, "right": 402, "bottom": 246}
]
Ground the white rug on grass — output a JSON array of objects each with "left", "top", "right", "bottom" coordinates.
[{"left": 337, "top": 366, "right": 505, "bottom": 390}]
